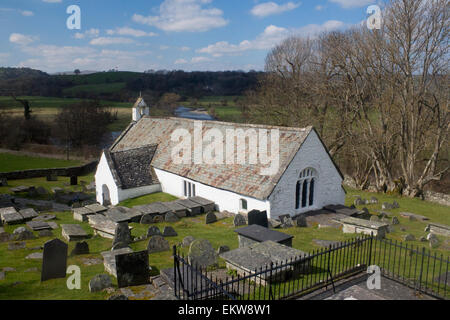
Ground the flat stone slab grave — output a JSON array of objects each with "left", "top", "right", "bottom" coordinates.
[
  {"left": 135, "top": 202, "right": 171, "bottom": 216},
  {"left": 162, "top": 201, "right": 188, "bottom": 218},
  {"left": 18, "top": 208, "right": 39, "bottom": 221},
  {"left": 101, "top": 247, "right": 133, "bottom": 277},
  {"left": 335, "top": 217, "right": 389, "bottom": 238},
  {"left": 73, "top": 207, "right": 95, "bottom": 222},
  {"left": 235, "top": 224, "right": 293, "bottom": 248},
  {"left": 10, "top": 186, "right": 34, "bottom": 193},
  {"left": 61, "top": 224, "right": 89, "bottom": 242},
  {"left": 428, "top": 223, "right": 450, "bottom": 237},
  {"left": 323, "top": 205, "right": 360, "bottom": 217},
  {"left": 104, "top": 208, "right": 132, "bottom": 223},
  {"left": 89, "top": 215, "right": 117, "bottom": 239},
  {"left": 220, "top": 241, "right": 309, "bottom": 286},
  {"left": 84, "top": 203, "right": 107, "bottom": 214},
  {"left": 175, "top": 199, "right": 203, "bottom": 216},
  {"left": 188, "top": 196, "right": 215, "bottom": 213},
  {"left": 400, "top": 212, "right": 430, "bottom": 221},
  {"left": 1, "top": 207, "right": 24, "bottom": 225},
  {"left": 26, "top": 221, "right": 51, "bottom": 231}
]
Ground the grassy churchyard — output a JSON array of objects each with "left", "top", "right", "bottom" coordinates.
[{"left": 0, "top": 167, "right": 449, "bottom": 299}]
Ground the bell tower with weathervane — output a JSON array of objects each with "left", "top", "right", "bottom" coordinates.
[{"left": 132, "top": 93, "right": 150, "bottom": 122}]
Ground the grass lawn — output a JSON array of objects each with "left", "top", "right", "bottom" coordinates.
[
  {"left": 0, "top": 153, "right": 82, "bottom": 172},
  {"left": 0, "top": 176, "right": 448, "bottom": 299},
  {"left": 180, "top": 96, "right": 244, "bottom": 123}
]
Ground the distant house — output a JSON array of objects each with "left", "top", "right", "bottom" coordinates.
[{"left": 95, "top": 98, "right": 346, "bottom": 219}]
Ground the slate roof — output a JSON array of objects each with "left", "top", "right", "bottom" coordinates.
[
  {"left": 110, "top": 117, "right": 314, "bottom": 199},
  {"left": 105, "top": 144, "right": 159, "bottom": 190}
]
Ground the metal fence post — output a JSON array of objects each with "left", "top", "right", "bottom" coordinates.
[
  {"left": 418, "top": 247, "right": 426, "bottom": 293},
  {"left": 173, "top": 245, "right": 177, "bottom": 298}
]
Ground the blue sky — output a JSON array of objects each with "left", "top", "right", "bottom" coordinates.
[{"left": 0, "top": 0, "right": 383, "bottom": 73}]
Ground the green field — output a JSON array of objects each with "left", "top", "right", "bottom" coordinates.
[
  {"left": 62, "top": 82, "right": 127, "bottom": 96},
  {"left": 181, "top": 96, "right": 244, "bottom": 123},
  {"left": 0, "top": 153, "right": 82, "bottom": 172}
]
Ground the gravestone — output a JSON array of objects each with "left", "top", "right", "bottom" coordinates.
[
  {"left": 0, "top": 228, "right": 11, "bottom": 242},
  {"left": 164, "top": 212, "right": 180, "bottom": 223},
  {"left": 12, "top": 227, "right": 36, "bottom": 240},
  {"left": 163, "top": 201, "right": 188, "bottom": 218},
  {"left": 71, "top": 241, "right": 90, "bottom": 256},
  {"left": 217, "top": 245, "right": 230, "bottom": 255},
  {"left": 105, "top": 208, "right": 131, "bottom": 223},
  {"left": 147, "top": 226, "right": 161, "bottom": 238},
  {"left": 162, "top": 226, "right": 177, "bottom": 237},
  {"left": 294, "top": 215, "right": 307, "bottom": 228},
  {"left": 73, "top": 207, "right": 95, "bottom": 222},
  {"left": 26, "top": 252, "right": 43, "bottom": 260},
  {"left": 115, "top": 250, "right": 150, "bottom": 288},
  {"left": 101, "top": 247, "right": 133, "bottom": 277},
  {"left": 0, "top": 178, "right": 7, "bottom": 186},
  {"left": 125, "top": 208, "right": 143, "bottom": 223},
  {"left": 233, "top": 214, "right": 246, "bottom": 227},
  {"left": 247, "top": 210, "right": 268, "bottom": 228},
  {"left": 403, "top": 234, "right": 415, "bottom": 242},
  {"left": 392, "top": 217, "right": 400, "bottom": 225},
  {"left": 70, "top": 176, "right": 78, "bottom": 186},
  {"left": 182, "top": 236, "right": 195, "bottom": 248},
  {"left": 140, "top": 214, "right": 154, "bottom": 224},
  {"left": 112, "top": 222, "right": 132, "bottom": 248},
  {"left": 205, "top": 212, "right": 217, "bottom": 224},
  {"left": 89, "top": 274, "right": 113, "bottom": 292},
  {"left": 41, "top": 239, "right": 68, "bottom": 282},
  {"left": 189, "top": 196, "right": 215, "bottom": 213},
  {"left": 147, "top": 235, "right": 170, "bottom": 253},
  {"left": 188, "top": 239, "right": 218, "bottom": 268},
  {"left": 8, "top": 242, "right": 26, "bottom": 250},
  {"left": 279, "top": 215, "right": 293, "bottom": 228},
  {"left": 382, "top": 202, "right": 394, "bottom": 210}
]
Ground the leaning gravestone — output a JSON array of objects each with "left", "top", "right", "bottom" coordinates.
[
  {"left": 112, "top": 222, "right": 132, "bottom": 248},
  {"left": 205, "top": 212, "right": 217, "bottom": 224},
  {"left": 41, "top": 239, "right": 68, "bottom": 282},
  {"left": 188, "top": 239, "right": 218, "bottom": 268},
  {"left": 89, "top": 274, "right": 113, "bottom": 292},
  {"left": 233, "top": 214, "right": 246, "bottom": 227},
  {"left": 12, "top": 227, "right": 36, "bottom": 241},
  {"left": 147, "top": 235, "right": 170, "bottom": 254},
  {"left": 115, "top": 250, "right": 150, "bottom": 288},
  {"left": 247, "top": 210, "right": 268, "bottom": 228},
  {"left": 182, "top": 236, "right": 195, "bottom": 248}
]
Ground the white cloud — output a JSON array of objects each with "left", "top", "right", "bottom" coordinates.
[
  {"left": 191, "top": 56, "right": 213, "bottom": 63},
  {"left": 73, "top": 28, "right": 100, "bottom": 39},
  {"left": 329, "top": 0, "right": 374, "bottom": 8},
  {"left": 106, "top": 27, "right": 158, "bottom": 37},
  {"left": 89, "top": 37, "right": 134, "bottom": 46},
  {"left": 315, "top": 5, "right": 325, "bottom": 11},
  {"left": 251, "top": 2, "right": 301, "bottom": 18},
  {"left": 9, "top": 33, "right": 38, "bottom": 46},
  {"left": 175, "top": 58, "right": 188, "bottom": 64},
  {"left": 132, "top": 0, "right": 228, "bottom": 32},
  {"left": 198, "top": 21, "right": 346, "bottom": 56},
  {"left": 20, "top": 10, "right": 34, "bottom": 16}
]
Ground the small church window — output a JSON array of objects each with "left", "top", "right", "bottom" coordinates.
[
  {"left": 240, "top": 199, "right": 248, "bottom": 211},
  {"left": 295, "top": 168, "right": 317, "bottom": 210},
  {"left": 183, "top": 180, "right": 196, "bottom": 197}
]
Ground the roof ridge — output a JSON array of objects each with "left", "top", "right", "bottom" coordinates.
[{"left": 140, "top": 116, "right": 313, "bottom": 132}]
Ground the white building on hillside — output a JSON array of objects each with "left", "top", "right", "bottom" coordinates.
[{"left": 95, "top": 98, "right": 346, "bottom": 219}]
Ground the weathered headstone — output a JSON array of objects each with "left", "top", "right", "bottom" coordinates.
[
  {"left": 0, "top": 228, "right": 11, "bottom": 242},
  {"left": 403, "top": 234, "right": 415, "bottom": 242},
  {"left": 382, "top": 202, "right": 394, "bottom": 210},
  {"left": 89, "top": 274, "right": 113, "bottom": 292},
  {"left": 115, "top": 250, "right": 150, "bottom": 288},
  {"left": 26, "top": 221, "right": 51, "bottom": 231},
  {"left": 182, "top": 236, "right": 195, "bottom": 248},
  {"left": 188, "top": 239, "right": 218, "bottom": 268},
  {"left": 41, "top": 239, "right": 68, "bottom": 282},
  {"left": 164, "top": 212, "right": 180, "bottom": 223},
  {"left": 112, "top": 222, "right": 132, "bottom": 248},
  {"left": 147, "top": 235, "right": 170, "bottom": 253},
  {"left": 392, "top": 216, "right": 400, "bottom": 225},
  {"left": 140, "top": 214, "right": 154, "bottom": 224},
  {"left": 205, "top": 212, "right": 217, "bottom": 224},
  {"left": 294, "top": 215, "right": 307, "bottom": 228},
  {"left": 162, "top": 226, "right": 177, "bottom": 237},
  {"left": 8, "top": 242, "right": 26, "bottom": 250},
  {"left": 247, "top": 210, "right": 268, "bottom": 228},
  {"left": 71, "top": 241, "right": 90, "bottom": 256},
  {"left": 279, "top": 215, "right": 294, "bottom": 228},
  {"left": 26, "top": 252, "right": 43, "bottom": 260},
  {"left": 233, "top": 214, "right": 246, "bottom": 227},
  {"left": 370, "top": 215, "right": 380, "bottom": 222},
  {"left": 147, "top": 226, "right": 161, "bottom": 238},
  {"left": 12, "top": 227, "right": 36, "bottom": 241}
]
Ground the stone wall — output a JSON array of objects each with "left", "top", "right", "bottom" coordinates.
[{"left": 0, "top": 161, "right": 98, "bottom": 180}]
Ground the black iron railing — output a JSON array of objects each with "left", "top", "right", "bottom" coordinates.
[{"left": 173, "top": 235, "right": 449, "bottom": 300}]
